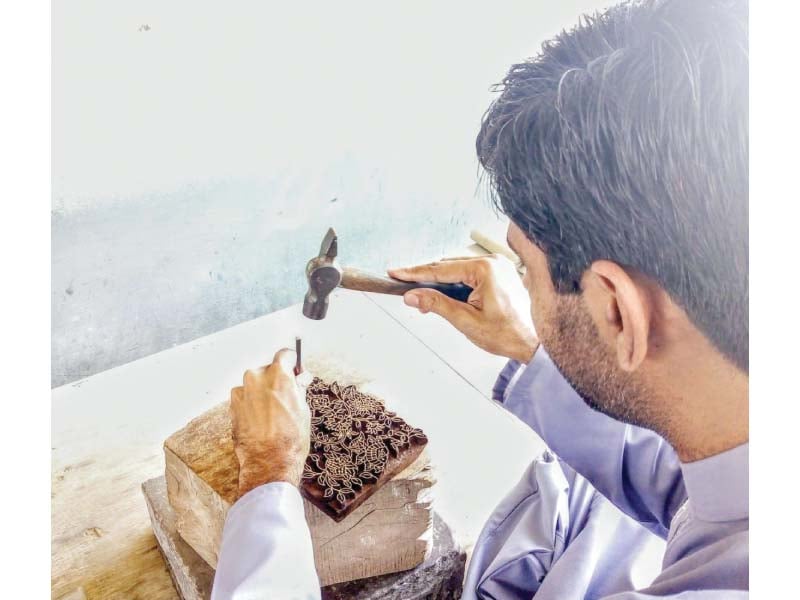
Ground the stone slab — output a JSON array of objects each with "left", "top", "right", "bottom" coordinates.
[{"left": 143, "top": 476, "right": 466, "bottom": 600}]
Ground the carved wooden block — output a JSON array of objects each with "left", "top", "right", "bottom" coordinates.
[
  {"left": 302, "top": 378, "right": 428, "bottom": 521},
  {"left": 164, "top": 395, "right": 435, "bottom": 587}
]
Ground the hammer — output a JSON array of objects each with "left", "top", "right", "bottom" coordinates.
[{"left": 302, "top": 228, "right": 473, "bottom": 320}]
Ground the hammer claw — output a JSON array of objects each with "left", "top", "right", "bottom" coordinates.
[{"left": 320, "top": 227, "right": 338, "bottom": 259}]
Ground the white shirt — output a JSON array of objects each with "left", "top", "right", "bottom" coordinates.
[{"left": 211, "top": 482, "right": 320, "bottom": 600}]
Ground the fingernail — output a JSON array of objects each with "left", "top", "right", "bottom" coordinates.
[{"left": 404, "top": 293, "right": 420, "bottom": 308}]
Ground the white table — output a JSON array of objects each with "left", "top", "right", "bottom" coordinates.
[{"left": 52, "top": 290, "right": 545, "bottom": 600}]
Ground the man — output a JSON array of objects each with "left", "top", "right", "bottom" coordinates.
[{"left": 212, "top": 0, "right": 748, "bottom": 597}]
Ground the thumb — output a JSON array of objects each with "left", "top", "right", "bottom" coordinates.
[
  {"left": 272, "top": 348, "right": 297, "bottom": 376},
  {"left": 404, "top": 289, "right": 476, "bottom": 330}
]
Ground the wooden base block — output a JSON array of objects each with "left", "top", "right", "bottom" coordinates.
[
  {"left": 143, "top": 476, "right": 466, "bottom": 600},
  {"left": 143, "top": 477, "right": 215, "bottom": 600},
  {"left": 164, "top": 401, "right": 436, "bottom": 586}
]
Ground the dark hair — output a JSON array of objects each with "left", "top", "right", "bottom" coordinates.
[{"left": 477, "top": 0, "right": 749, "bottom": 371}]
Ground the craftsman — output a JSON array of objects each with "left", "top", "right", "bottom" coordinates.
[{"left": 212, "top": 0, "right": 748, "bottom": 598}]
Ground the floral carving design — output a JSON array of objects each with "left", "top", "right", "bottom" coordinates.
[{"left": 302, "top": 378, "right": 428, "bottom": 510}]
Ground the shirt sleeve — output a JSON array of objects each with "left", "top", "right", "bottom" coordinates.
[
  {"left": 211, "top": 482, "right": 321, "bottom": 600},
  {"left": 495, "top": 348, "right": 687, "bottom": 539}
]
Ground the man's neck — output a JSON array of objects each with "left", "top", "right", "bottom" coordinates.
[{"left": 658, "top": 354, "right": 749, "bottom": 463}]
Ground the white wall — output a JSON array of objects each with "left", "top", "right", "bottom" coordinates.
[{"left": 52, "top": 0, "right": 613, "bottom": 386}]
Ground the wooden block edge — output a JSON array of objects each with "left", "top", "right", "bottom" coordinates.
[{"left": 165, "top": 446, "right": 229, "bottom": 570}]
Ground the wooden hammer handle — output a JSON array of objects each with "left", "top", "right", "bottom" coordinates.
[{"left": 341, "top": 267, "right": 473, "bottom": 302}]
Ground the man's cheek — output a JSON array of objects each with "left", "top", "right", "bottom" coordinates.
[
  {"left": 521, "top": 266, "right": 532, "bottom": 288},
  {"left": 529, "top": 294, "right": 547, "bottom": 337},
  {"left": 522, "top": 271, "right": 540, "bottom": 312}
]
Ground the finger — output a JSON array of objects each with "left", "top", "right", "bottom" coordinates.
[
  {"left": 229, "top": 386, "right": 245, "bottom": 440},
  {"left": 271, "top": 348, "right": 297, "bottom": 376},
  {"left": 388, "top": 259, "right": 485, "bottom": 284},
  {"left": 230, "top": 386, "right": 244, "bottom": 403},
  {"left": 403, "top": 289, "right": 478, "bottom": 330},
  {"left": 243, "top": 366, "right": 266, "bottom": 386},
  {"left": 295, "top": 370, "right": 313, "bottom": 390}
]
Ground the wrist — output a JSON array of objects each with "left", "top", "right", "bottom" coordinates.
[
  {"left": 508, "top": 339, "right": 539, "bottom": 364},
  {"left": 235, "top": 443, "right": 304, "bottom": 497},
  {"left": 237, "top": 458, "right": 302, "bottom": 496}
]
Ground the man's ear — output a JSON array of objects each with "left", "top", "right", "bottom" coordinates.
[{"left": 587, "top": 260, "right": 653, "bottom": 372}]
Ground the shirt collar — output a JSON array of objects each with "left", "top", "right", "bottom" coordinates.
[{"left": 680, "top": 442, "right": 748, "bottom": 522}]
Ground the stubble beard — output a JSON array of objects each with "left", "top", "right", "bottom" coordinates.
[{"left": 537, "top": 293, "right": 670, "bottom": 438}]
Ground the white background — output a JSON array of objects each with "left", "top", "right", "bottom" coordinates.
[{"left": 51, "top": 0, "right": 613, "bottom": 386}]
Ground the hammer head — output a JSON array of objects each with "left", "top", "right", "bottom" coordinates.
[{"left": 303, "top": 228, "right": 343, "bottom": 320}]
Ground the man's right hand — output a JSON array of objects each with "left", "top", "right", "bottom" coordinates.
[{"left": 388, "top": 255, "right": 539, "bottom": 363}]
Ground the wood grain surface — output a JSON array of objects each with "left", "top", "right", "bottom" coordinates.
[{"left": 165, "top": 396, "right": 435, "bottom": 586}]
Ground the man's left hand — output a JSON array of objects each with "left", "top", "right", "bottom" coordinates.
[{"left": 230, "top": 349, "right": 311, "bottom": 497}]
